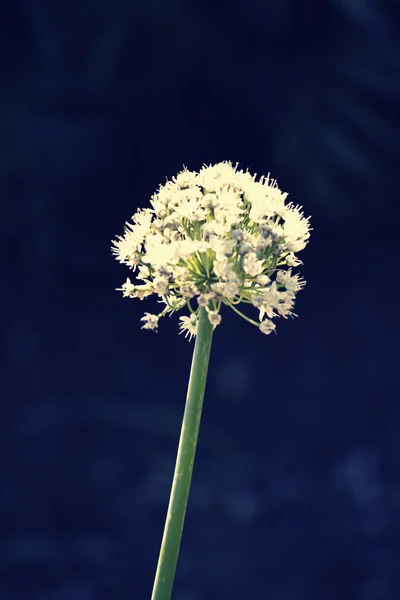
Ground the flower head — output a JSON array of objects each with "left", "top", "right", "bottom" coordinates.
[{"left": 112, "top": 161, "right": 311, "bottom": 340}]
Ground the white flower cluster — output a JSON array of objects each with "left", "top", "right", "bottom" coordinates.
[{"left": 112, "top": 161, "right": 311, "bottom": 340}]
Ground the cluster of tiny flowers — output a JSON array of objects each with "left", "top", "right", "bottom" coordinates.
[{"left": 111, "top": 161, "right": 311, "bottom": 340}]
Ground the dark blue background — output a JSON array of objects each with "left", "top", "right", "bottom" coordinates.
[{"left": 1, "top": 1, "right": 400, "bottom": 599}]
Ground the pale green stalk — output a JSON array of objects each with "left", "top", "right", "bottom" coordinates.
[{"left": 151, "top": 306, "right": 214, "bottom": 600}]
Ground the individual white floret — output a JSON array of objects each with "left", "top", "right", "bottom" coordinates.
[
  {"left": 197, "top": 294, "right": 211, "bottom": 307},
  {"left": 211, "top": 237, "right": 237, "bottom": 260},
  {"left": 197, "top": 161, "right": 237, "bottom": 192},
  {"left": 255, "top": 274, "right": 270, "bottom": 286},
  {"left": 117, "top": 277, "right": 137, "bottom": 298},
  {"left": 282, "top": 203, "right": 311, "bottom": 252},
  {"left": 117, "top": 278, "right": 153, "bottom": 300},
  {"left": 276, "top": 269, "right": 305, "bottom": 293},
  {"left": 248, "top": 183, "right": 287, "bottom": 221},
  {"left": 243, "top": 252, "right": 265, "bottom": 277},
  {"left": 111, "top": 235, "right": 143, "bottom": 269},
  {"left": 137, "top": 265, "right": 150, "bottom": 281},
  {"left": 221, "top": 281, "right": 240, "bottom": 300},
  {"left": 206, "top": 309, "right": 222, "bottom": 330},
  {"left": 284, "top": 253, "right": 302, "bottom": 267},
  {"left": 181, "top": 283, "right": 198, "bottom": 298},
  {"left": 179, "top": 314, "right": 199, "bottom": 341},
  {"left": 213, "top": 187, "right": 244, "bottom": 227},
  {"left": 173, "top": 167, "right": 198, "bottom": 189},
  {"left": 259, "top": 319, "right": 276, "bottom": 335},
  {"left": 152, "top": 276, "right": 169, "bottom": 296},
  {"left": 276, "top": 291, "right": 296, "bottom": 319},
  {"left": 140, "top": 313, "right": 159, "bottom": 331},
  {"left": 143, "top": 235, "right": 179, "bottom": 269}
]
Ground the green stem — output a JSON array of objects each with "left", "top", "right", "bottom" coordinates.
[
  {"left": 151, "top": 306, "right": 214, "bottom": 600},
  {"left": 224, "top": 299, "right": 260, "bottom": 327}
]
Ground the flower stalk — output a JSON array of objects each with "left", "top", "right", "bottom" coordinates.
[
  {"left": 151, "top": 306, "right": 214, "bottom": 600},
  {"left": 111, "top": 161, "right": 312, "bottom": 597}
]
